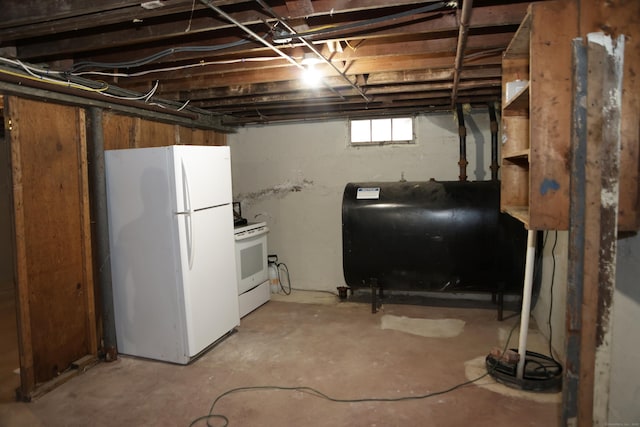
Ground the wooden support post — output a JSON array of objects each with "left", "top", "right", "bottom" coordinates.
[
  {"left": 564, "top": 38, "right": 588, "bottom": 426},
  {"left": 7, "top": 97, "right": 36, "bottom": 400},
  {"left": 588, "top": 32, "right": 624, "bottom": 427},
  {"left": 565, "top": 33, "right": 624, "bottom": 426}
]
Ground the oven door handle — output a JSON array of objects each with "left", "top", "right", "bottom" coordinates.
[{"left": 234, "top": 227, "right": 269, "bottom": 241}]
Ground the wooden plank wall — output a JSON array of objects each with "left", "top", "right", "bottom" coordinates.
[
  {"left": 580, "top": 0, "right": 640, "bottom": 230},
  {"left": 5, "top": 100, "right": 227, "bottom": 398},
  {"left": 7, "top": 97, "right": 97, "bottom": 395},
  {"left": 563, "top": 1, "right": 639, "bottom": 424},
  {"left": 102, "top": 112, "right": 226, "bottom": 150},
  {"left": 528, "top": 0, "right": 578, "bottom": 230}
]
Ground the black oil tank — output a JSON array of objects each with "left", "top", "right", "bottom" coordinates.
[{"left": 342, "top": 180, "right": 527, "bottom": 293}]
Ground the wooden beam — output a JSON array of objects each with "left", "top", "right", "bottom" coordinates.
[
  {"left": 7, "top": 96, "right": 37, "bottom": 400},
  {"left": 564, "top": 37, "right": 587, "bottom": 426},
  {"left": 14, "top": 3, "right": 526, "bottom": 60},
  {"left": 285, "top": 0, "right": 314, "bottom": 17},
  {"left": 151, "top": 66, "right": 499, "bottom": 100},
  {"left": 220, "top": 96, "right": 497, "bottom": 125},
  {"left": 1, "top": 1, "right": 250, "bottom": 30},
  {"left": 569, "top": 32, "right": 624, "bottom": 427},
  {"left": 588, "top": 32, "right": 624, "bottom": 427}
]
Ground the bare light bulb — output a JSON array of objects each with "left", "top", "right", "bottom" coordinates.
[{"left": 302, "top": 64, "right": 322, "bottom": 87}]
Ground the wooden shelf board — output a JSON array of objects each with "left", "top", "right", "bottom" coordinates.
[
  {"left": 504, "top": 8, "right": 532, "bottom": 59},
  {"left": 503, "top": 83, "right": 529, "bottom": 112},
  {"left": 503, "top": 148, "right": 530, "bottom": 162},
  {"left": 503, "top": 205, "right": 530, "bottom": 229}
]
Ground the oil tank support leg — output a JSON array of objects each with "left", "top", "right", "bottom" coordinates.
[{"left": 370, "top": 278, "right": 378, "bottom": 314}]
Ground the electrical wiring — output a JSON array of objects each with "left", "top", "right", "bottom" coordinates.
[
  {"left": 0, "top": 67, "right": 109, "bottom": 93},
  {"left": 1, "top": 56, "right": 198, "bottom": 113},
  {"left": 546, "top": 230, "right": 559, "bottom": 362},
  {"left": 189, "top": 317, "right": 522, "bottom": 427},
  {"left": 5, "top": 3, "right": 452, "bottom": 104},
  {"left": 72, "top": 56, "right": 285, "bottom": 78},
  {"left": 291, "top": 287, "right": 339, "bottom": 296},
  {"left": 99, "top": 80, "right": 159, "bottom": 101},
  {"left": 176, "top": 99, "right": 191, "bottom": 111},
  {"left": 68, "top": 38, "right": 258, "bottom": 72},
  {"left": 0, "top": 57, "right": 109, "bottom": 93},
  {"left": 1, "top": 56, "right": 64, "bottom": 77},
  {"left": 276, "top": 262, "right": 291, "bottom": 295},
  {"left": 273, "top": 2, "right": 451, "bottom": 41}
]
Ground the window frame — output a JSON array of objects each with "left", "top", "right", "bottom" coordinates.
[{"left": 349, "top": 116, "right": 416, "bottom": 146}]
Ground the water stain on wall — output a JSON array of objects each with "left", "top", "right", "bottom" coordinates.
[{"left": 236, "top": 178, "right": 314, "bottom": 206}]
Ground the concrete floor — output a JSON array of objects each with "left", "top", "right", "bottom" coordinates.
[{"left": 0, "top": 291, "right": 561, "bottom": 426}]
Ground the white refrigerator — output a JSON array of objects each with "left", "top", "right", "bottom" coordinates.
[{"left": 105, "top": 145, "right": 240, "bottom": 364}]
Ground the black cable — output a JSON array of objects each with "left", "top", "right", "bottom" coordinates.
[
  {"left": 191, "top": 317, "right": 522, "bottom": 427},
  {"left": 276, "top": 261, "right": 291, "bottom": 295},
  {"left": 69, "top": 38, "right": 254, "bottom": 72},
  {"left": 548, "top": 230, "right": 558, "bottom": 362},
  {"left": 291, "top": 287, "right": 338, "bottom": 296}
]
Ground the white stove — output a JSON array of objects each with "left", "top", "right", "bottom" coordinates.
[{"left": 234, "top": 221, "right": 270, "bottom": 317}]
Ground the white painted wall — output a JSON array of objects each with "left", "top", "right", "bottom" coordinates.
[
  {"left": 532, "top": 231, "right": 568, "bottom": 360},
  {"left": 531, "top": 227, "right": 640, "bottom": 422},
  {"left": 229, "top": 111, "right": 494, "bottom": 292},
  {"left": 609, "top": 232, "right": 640, "bottom": 423}
]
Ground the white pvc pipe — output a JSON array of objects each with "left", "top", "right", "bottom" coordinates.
[{"left": 517, "top": 229, "right": 537, "bottom": 379}]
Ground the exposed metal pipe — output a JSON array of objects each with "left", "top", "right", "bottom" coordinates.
[
  {"left": 87, "top": 107, "right": 118, "bottom": 362},
  {"left": 198, "top": 0, "right": 345, "bottom": 101},
  {"left": 488, "top": 103, "right": 499, "bottom": 181},
  {"left": 456, "top": 103, "right": 468, "bottom": 181},
  {"left": 200, "top": 0, "right": 299, "bottom": 69},
  {"left": 450, "top": 0, "right": 474, "bottom": 107},
  {"left": 254, "top": 0, "right": 370, "bottom": 103}
]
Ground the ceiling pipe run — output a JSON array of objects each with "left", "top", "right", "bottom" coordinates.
[
  {"left": 87, "top": 107, "right": 118, "bottom": 362},
  {"left": 254, "top": 0, "right": 371, "bottom": 103},
  {"left": 456, "top": 103, "right": 468, "bottom": 182},
  {"left": 450, "top": 0, "right": 473, "bottom": 108},
  {"left": 198, "top": 0, "right": 345, "bottom": 101},
  {"left": 488, "top": 103, "right": 499, "bottom": 181}
]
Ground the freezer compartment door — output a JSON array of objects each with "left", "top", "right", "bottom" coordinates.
[
  {"left": 171, "top": 145, "right": 232, "bottom": 212},
  {"left": 177, "top": 203, "right": 240, "bottom": 357}
]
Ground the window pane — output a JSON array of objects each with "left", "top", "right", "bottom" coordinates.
[
  {"left": 392, "top": 117, "right": 413, "bottom": 141},
  {"left": 351, "top": 120, "right": 371, "bottom": 143},
  {"left": 371, "top": 119, "right": 391, "bottom": 142}
]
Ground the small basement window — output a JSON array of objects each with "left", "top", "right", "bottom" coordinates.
[{"left": 350, "top": 117, "right": 414, "bottom": 146}]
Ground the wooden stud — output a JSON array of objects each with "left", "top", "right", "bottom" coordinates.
[
  {"left": 564, "top": 37, "right": 588, "bottom": 427},
  {"left": 76, "top": 108, "right": 98, "bottom": 356},
  {"left": 575, "top": 33, "right": 624, "bottom": 427},
  {"left": 7, "top": 96, "right": 36, "bottom": 399}
]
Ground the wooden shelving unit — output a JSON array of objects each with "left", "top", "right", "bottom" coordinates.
[{"left": 500, "top": 0, "right": 578, "bottom": 230}]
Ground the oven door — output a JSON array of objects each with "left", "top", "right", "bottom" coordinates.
[{"left": 234, "top": 227, "right": 269, "bottom": 294}]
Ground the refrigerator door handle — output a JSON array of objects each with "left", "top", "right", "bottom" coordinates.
[{"left": 175, "top": 160, "right": 195, "bottom": 269}]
